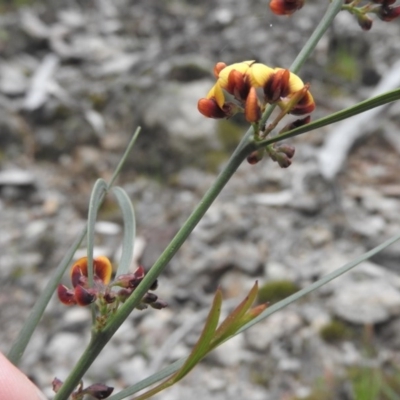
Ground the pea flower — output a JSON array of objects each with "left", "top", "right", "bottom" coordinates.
[
  {"left": 57, "top": 256, "right": 167, "bottom": 312},
  {"left": 198, "top": 60, "right": 315, "bottom": 123},
  {"left": 57, "top": 256, "right": 112, "bottom": 306}
]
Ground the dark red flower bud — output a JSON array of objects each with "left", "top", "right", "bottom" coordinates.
[
  {"left": 378, "top": 5, "right": 400, "bottom": 21},
  {"left": 142, "top": 292, "right": 158, "bottom": 304},
  {"left": 74, "top": 285, "right": 97, "bottom": 306},
  {"left": 83, "top": 383, "right": 114, "bottom": 399},
  {"left": 198, "top": 98, "right": 227, "bottom": 119},
  {"left": 276, "top": 143, "right": 295, "bottom": 158},
  {"left": 150, "top": 299, "right": 168, "bottom": 310},
  {"left": 270, "top": 0, "right": 304, "bottom": 15},
  {"left": 103, "top": 291, "right": 116, "bottom": 303},
  {"left": 357, "top": 14, "right": 373, "bottom": 30},
  {"left": 247, "top": 149, "right": 264, "bottom": 165},
  {"left": 279, "top": 115, "right": 311, "bottom": 134},
  {"left": 150, "top": 279, "right": 158, "bottom": 291},
  {"left": 117, "top": 288, "right": 133, "bottom": 302},
  {"left": 52, "top": 378, "right": 63, "bottom": 393}
]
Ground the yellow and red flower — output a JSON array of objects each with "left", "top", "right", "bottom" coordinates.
[{"left": 198, "top": 60, "right": 315, "bottom": 123}]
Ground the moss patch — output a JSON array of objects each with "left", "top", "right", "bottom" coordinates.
[{"left": 257, "top": 280, "right": 299, "bottom": 305}]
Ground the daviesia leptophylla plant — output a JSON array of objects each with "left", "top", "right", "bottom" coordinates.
[{"left": 57, "top": 256, "right": 166, "bottom": 330}]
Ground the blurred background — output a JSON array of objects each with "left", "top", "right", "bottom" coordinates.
[{"left": 1, "top": 1, "right": 400, "bottom": 399}]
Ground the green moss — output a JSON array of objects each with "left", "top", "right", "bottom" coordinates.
[
  {"left": 216, "top": 119, "right": 243, "bottom": 151},
  {"left": 203, "top": 150, "right": 229, "bottom": 173},
  {"left": 320, "top": 320, "right": 352, "bottom": 343},
  {"left": 88, "top": 92, "right": 108, "bottom": 111},
  {"left": 257, "top": 280, "right": 299, "bottom": 305},
  {"left": 327, "top": 47, "right": 359, "bottom": 83}
]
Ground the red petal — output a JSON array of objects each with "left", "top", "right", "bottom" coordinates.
[
  {"left": 213, "top": 62, "right": 227, "bottom": 78},
  {"left": 57, "top": 284, "right": 76, "bottom": 305},
  {"left": 244, "top": 87, "right": 261, "bottom": 123},
  {"left": 70, "top": 257, "right": 88, "bottom": 288},
  {"left": 74, "top": 285, "right": 97, "bottom": 306},
  {"left": 198, "top": 98, "right": 226, "bottom": 118}
]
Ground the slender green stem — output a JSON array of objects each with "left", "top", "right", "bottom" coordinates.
[
  {"left": 259, "top": 0, "right": 343, "bottom": 133},
  {"left": 7, "top": 128, "right": 141, "bottom": 366},
  {"left": 256, "top": 88, "right": 400, "bottom": 148},
  {"left": 290, "top": 0, "right": 344, "bottom": 74}
]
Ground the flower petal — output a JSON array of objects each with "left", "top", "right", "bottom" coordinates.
[
  {"left": 198, "top": 98, "right": 226, "bottom": 118},
  {"left": 248, "top": 63, "right": 274, "bottom": 87},
  {"left": 70, "top": 257, "right": 89, "bottom": 288},
  {"left": 74, "top": 285, "right": 97, "bottom": 306},
  {"left": 218, "top": 60, "right": 255, "bottom": 88},
  {"left": 57, "top": 284, "right": 77, "bottom": 305},
  {"left": 93, "top": 256, "right": 112, "bottom": 285},
  {"left": 244, "top": 87, "right": 261, "bottom": 122}
]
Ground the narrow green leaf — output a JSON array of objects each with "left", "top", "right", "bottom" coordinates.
[
  {"left": 87, "top": 179, "right": 108, "bottom": 287},
  {"left": 235, "top": 231, "right": 400, "bottom": 336},
  {"left": 111, "top": 187, "right": 136, "bottom": 276},
  {"left": 172, "top": 288, "right": 222, "bottom": 381},
  {"left": 258, "top": 88, "right": 400, "bottom": 148},
  {"left": 108, "top": 127, "right": 141, "bottom": 188},
  {"left": 211, "top": 281, "right": 258, "bottom": 347},
  {"left": 7, "top": 227, "right": 87, "bottom": 365}
]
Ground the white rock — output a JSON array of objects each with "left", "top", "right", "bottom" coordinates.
[{"left": 329, "top": 280, "right": 400, "bottom": 324}]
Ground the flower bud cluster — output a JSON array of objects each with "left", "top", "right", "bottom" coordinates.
[
  {"left": 267, "top": 143, "right": 296, "bottom": 168},
  {"left": 344, "top": 0, "right": 400, "bottom": 30},
  {"left": 57, "top": 257, "right": 167, "bottom": 317},
  {"left": 198, "top": 60, "right": 315, "bottom": 124}
]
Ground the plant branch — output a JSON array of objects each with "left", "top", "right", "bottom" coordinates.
[{"left": 255, "top": 88, "right": 400, "bottom": 148}]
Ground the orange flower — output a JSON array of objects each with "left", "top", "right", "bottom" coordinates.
[{"left": 57, "top": 256, "right": 112, "bottom": 306}]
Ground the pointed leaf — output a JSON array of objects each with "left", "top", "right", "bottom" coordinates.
[
  {"left": 211, "top": 281, "right": 258, "bottom": 347},
  {"left": 87, "top": 178, "right": 109, "bottom": 287},
  {"left": 172, "top": 288, "right": 222, "bottom": 381},
  {"left": 111, "top": 187, "right": 136, "bottom": 276}
]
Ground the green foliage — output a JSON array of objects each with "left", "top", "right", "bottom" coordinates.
[
  {"left": 348, "top": 367, "right": 400, "bottom": 400},
  {"left": 319, "top": 319, "right": 352, "bottom": 343},
  {"left": 257, "top": 280, "right": 300, "bottom": 304}
]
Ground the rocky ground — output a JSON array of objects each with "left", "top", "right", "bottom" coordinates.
[{"left": 1, "top": 1, "right": 400, "bottom": 399}]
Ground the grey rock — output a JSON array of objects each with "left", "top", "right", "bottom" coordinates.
[
  {"left": 143, "top": 80, "right": 220, "bottom": 154},
  {"left": 245, "top": 310, "right": 303, "bottom": 351},
  {"left": 329, "top": 280, "right": 400, "bottom": 324}
]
